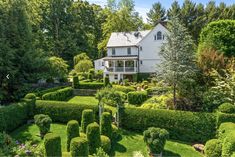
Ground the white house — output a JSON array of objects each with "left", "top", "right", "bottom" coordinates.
[{"left": 94, "top": 23, "right": 169, "bottom": 82}]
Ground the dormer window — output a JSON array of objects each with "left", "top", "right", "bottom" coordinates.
[
  {"left": 157, "top": 31, "right": 162, "bottom": 40},
  {"left": 112, "top": 48, "right": 115, "bottom": 55},
  {"left": 127, "top": 47, "right": 131, "bottom": 55}
]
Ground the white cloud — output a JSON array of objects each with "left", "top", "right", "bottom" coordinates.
[
  {"left": 85, "top": 0, "right": 107, "bottom": 7},
  {"left": 135, "top": 7, "right": 149, "bottom": 23}
]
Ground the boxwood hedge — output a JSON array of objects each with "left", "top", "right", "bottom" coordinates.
[
  {"left": 35, "top": 100, "right": 111, "bottom": 123},
  {"left": 0, "top": 99, "right": 34, "bottom": 132},
  {"left": 78, "top": 82, "right": 104, "bottom": 89},
  {"left": 120, "top": 107, "right": 217, "bottom": 142},
  {"left": 42, "top": 87, "right": 73, "bottom": 101}
]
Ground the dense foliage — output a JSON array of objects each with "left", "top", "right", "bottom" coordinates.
[
  {"left": 81, "top": 109, "right": 94, "bottom": 133},
  {"left": 199, "top": 20, "right": 235, "bottom": 56},
  {"left": 0, "top": 100, "right": 33, "bottom": 132},
  {"left": 34, "top": 114, "right": 52, "bottom": 138},
  {"left": 112, "top": 85, "right": 135, "bottom": 93},
  {"left": 70, "top": 137, "right": 89, "bottom": 157},
  {"left": 143, "top": 127, "right": 169, "bottom": 154},
  {"left": 120, "top": 107, "right": 216, "bottom": 142},
  {"left": 204, "top": 139, "right": 222, "bottom": 157},
  {"left": 66, "top": 120, "right": 80, "bottom": 151},
  {"left": 35, "top": 100, "right": 111, "bottom": 123},
  {"left": 101, "top": 135, "right": 111, "bottom": 153},
  {"left": 218, "top": 103, "right": 235, "bottom": 114},
  {"left": 127, "top": 91, "right": 148, "bottom": 105},
  {"left": 100, "top": 112, "right": 112, "bottom": 139},
  {"left": 44, "top": 133, "right": 62, "bottom": 157},
  {"left": 86, "top": 122, "right": 101, "bottom": 154},
  {"left": 42, "top": 87, "right": 73, "bottom": 101}
]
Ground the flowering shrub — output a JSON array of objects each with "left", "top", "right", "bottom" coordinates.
[{"left": 14, "top": 141, "right": 44, "bottom": 157}]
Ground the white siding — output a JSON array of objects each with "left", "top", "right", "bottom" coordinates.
[
  {"left": 94, "top": 59, "right": 107, "bottom": 71},
  {"left": 138, "top": 24, "right": 169, "bottom": 73},
  {"left": 107, "top": 46, "right": 138, "bottom": 56}
]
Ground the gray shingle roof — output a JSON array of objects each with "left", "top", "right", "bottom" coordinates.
[{"left": 107, "top": 30, "right": 151, "bottom": 47}]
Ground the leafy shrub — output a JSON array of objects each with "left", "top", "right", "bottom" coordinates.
[
  {"left": 79, "top": 82, "right": 104, "bottom": 89},
  {"left": 199, "top": 20, "right": 235, "bottom": 56},
  {"left": 34, "top": 114, "right": 52, "bottom": 138},
  {"left": 218, "top": 122, "right": 235, "bottom": 140},
  {"left": 0, "top": 100, "right": 33, "bottom": 132},
  {"left": 100, "top": 112, "right": 112, "bottom": 139},
  {"left": 24, "top": 93, "right": 37, "bottom": 99},
  {"left": 217, "top": 112, "right": 235, "bottom": 125},
  {"left": 0, "top": 132, "right": 15, "bottom": 156},
  {"left": 146, "top": 86, "right": 171, "bottom": 96},
  {"left": 120, "top": 107, "right": 216, "bottom": 142},
  {"left": 86, "top": 122, "right": 101, "bottom": 154},
  {"left": 143, "top": 127, "right": 169, "bottom": 154},
  {"left": 205, "top": 139, "right": 222, "bottom": 157},
  {"left": 141, "top": 94, "right": 172, "bottom": 110},
  {"left": 42, "top": 87, "right": 73, "bottom": 101},
  {"left": 222, "top": 132, "right": 235, "bottom": 157},
  {"left": 101, "top": 135, "right": 111, "bottom": 153},
  {"left": 44, "top": 133, "right": 62, "bottom": 157},
  {"left": 218, "top": 103, "right": 235, "bottom": 114},
  {"left": 104, "top": 76, "right": 110, "bottom": 86},
  {"left": 67, "top": 120, "right": 80, "bottom": 151},
  {"left": 111, "top": 124, "right": 121, "bottom": 142},
  {"left": 70, "top": 137, "right": 88, "bottom": 157},
  {"left": 113, "top": 85, "right": 135, "bottom": 93},
  {"left": 81, "top": 109, "right": 94, "bottom": 133},
  {"left": 72, "top": 76, "right": 79, "bottom": 89},
  {"left": 127, "top": 91, "right": 148, "bottom": 105}
]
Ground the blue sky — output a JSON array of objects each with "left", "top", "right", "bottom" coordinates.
[{"left": 85, "top": 0, "right": 234, "bottom": 22}]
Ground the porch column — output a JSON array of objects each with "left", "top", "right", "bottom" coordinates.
[
  {"left": 124, "top": 60, "right": 126, "bottom": 72},
  {"left": 114, "top": 60, "right": 116, "bottom": 72},
  {"left": 134, "top": 60, "right": 137, "bottom": 72}
]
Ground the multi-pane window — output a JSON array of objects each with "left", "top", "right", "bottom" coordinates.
[
  {"left": 157, "top": 31, "right": 162, "bottom": 40},
  {"left": 114, "top": 74, "right": 118, "bottom": 80},
  {"left": 127, "top": 47, "right": 131, "bottom": 55}
]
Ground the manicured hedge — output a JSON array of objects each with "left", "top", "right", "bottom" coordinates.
[
  {"left": 0, "top": 99, "right": 34, "bottom": 132},
  {"left": 86, "top": 122, "right": 101, "bottom": 154},
  {"left": 120, "top": 107, "right": 217, "bottom": 142},
  {"left": 42, "top": 87, "right": 73, "bottom": 101},
  {"left": 81, "top": 109, "right": 94, "bottom": 133},
  {"left": 44, "top": 133, "right": 62, "bottom": 157},
  {"left": 70, "top": 137, "right": 88, "bottom": 157},
  {"left": 101, "top": 135, "right": 111, "bottom": 153},
  {"left": 35, "top": 100, "right": 111, "bottom": 123},
  {"left": 72, "top": 76, "right": 79, "bottom": 89},
  {"left": 100, "top": 112, "right": 112, "bottom": 139},
  {"left": 204, "top": 139, "right": 222, "bottom": 157},
  {"left": 78, "top": 82, "right": 104, "bottom": 89},
  {"left": 36, "top": 86, "right": 67, "bottom": 98},
  {"left": 217, "top": 112, "right": 235, "bottom": 126},
  {"left": 222, "top": 132, "right": 235, "bottom": 157},
  {"left": 67, "top": 120, "right": 80, "bottom": 151},
  {"left": 113, "top": 85, "right": 135, "bottom": 93},
  {"left": 127, "top": 91, "right": 148, "bottom": 105},
  {"left": 218, "top": 103, "right": 235, "bottom": 114},
  {"left": 218, "top": 122, "right": 235, "bottom": 140}
]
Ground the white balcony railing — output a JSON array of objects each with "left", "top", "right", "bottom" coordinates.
[{"left": 107, "top": 67, "right": 137, "bottom": 72}]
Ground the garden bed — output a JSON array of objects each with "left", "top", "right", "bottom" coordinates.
[{"left": 11, "top": 123, "right": 203, "bottom": 157}]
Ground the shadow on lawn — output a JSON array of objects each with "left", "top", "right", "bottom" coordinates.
[{"left": 162, "top": 150, "right": 181, "bottom": 157}]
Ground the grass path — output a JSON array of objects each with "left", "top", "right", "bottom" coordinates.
[{"left": 11, "top": 124, "right": 203, "bottom": 157}]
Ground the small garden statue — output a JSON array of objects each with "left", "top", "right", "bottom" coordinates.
[
  {"left": 143, "top": 127, "right": 169, "bottom": 157},
  {"left": 34, "top": 114, "right": 52, "bottom": 138}
]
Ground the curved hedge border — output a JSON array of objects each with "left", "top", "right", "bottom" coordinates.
[
  {"left": 120, "top": 107, "right": 217, "bottom": 142},
  {"left": 35, "top": 100, "right": 111, "bottom": 123}
]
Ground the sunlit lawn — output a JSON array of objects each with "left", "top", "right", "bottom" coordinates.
[{"left": 11, "top": 124, "right": 203, "bottom": 157}]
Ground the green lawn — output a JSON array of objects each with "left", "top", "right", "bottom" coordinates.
[
  {"left": 68, "top": 96, "right": 117, "bottom": 114},
  {"left": 11, "top": 124, "right": 203, "bottom": 157}
]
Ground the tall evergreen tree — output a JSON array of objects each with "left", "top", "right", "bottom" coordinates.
[
  {"left": 167, "top": 1, "right": 181, "bottom": 20},
  {"left": 158, "top": 17, "right": 197, "bottom": 108},
  {"left": 147, "top": 2, "right": 166, "bottom": 26}
]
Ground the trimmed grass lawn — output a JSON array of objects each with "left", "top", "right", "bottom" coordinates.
[
  {"left": 68, "top": 96, "right": 117, "bottom": 114},
  {"left": 11, "top": 124, "right": 203, "bottom": 157}
]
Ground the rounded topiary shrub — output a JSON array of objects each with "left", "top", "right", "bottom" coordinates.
[
  {"left": 81, "top": 109, "right": 94, "bottom": 133},
  {"left": 111, "top": 124, "right": 121, "bottom": 142},
  {"left": 44, "top": 133, "right": 62, "bottom": 157},
  {"left": 104, "top": 76, "right": 110, "bottom": 86},
  {"left": 72, "top": 76, "right": 79, "bottom": 89},
  {"left": 204, "top": 139, "right": 222, "bottom": 157},
  {"left": 100, "top": 112, "right": 112, "bottom": 139},
  {"left": 101, "top": 135, "right": 111, "bottom": 153},
  {"left": 218, "top": 103, "right": 235, "bottom": 114},
  {"left": 70, "top": 137, "right": 88, "bottom": 157},
  {"left": 24, "top": 93, "right": 37, "bottom": 100},
  {"left": 86, "top": 122, "right": 101, "bottom": 154},
  {"left": 67, "top": 120, "right": 80, "bottom": 151},
  {"left": 143, "top": 127, "right": 169, "bottom": 154},
  {"left": 34, "top": 114, "right": 52, "bottom": 138},
  {"left": 222, "top": 132, "right": 235, "bottom": 157}
]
